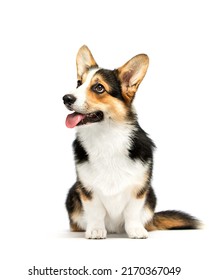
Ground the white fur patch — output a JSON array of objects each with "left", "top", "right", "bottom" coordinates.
[
  {"left": 82, "top": 193, "right": 107, "bottom": 239},
  {"left": 141, "top": 206, "right": 154, "bottom": 225},
  {"left": 124, "top": 195, "right": 148, "bottom": 238},
  {"left": 69, "top": 69, "right": 98, "bottom": 114}
]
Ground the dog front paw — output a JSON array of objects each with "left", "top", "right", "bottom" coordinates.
[
  {"left": 126, "top": 227, "right": 148, "bottom": 239},
  {"left": 85, "top": 228, "right": 107, "bottom": 239}
]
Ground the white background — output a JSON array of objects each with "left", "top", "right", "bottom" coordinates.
[{"left": 0, "top": 0, "right": 209, "bottom": 279}]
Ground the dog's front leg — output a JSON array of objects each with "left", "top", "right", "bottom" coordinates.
[
  {"left": 124, "top": 197, "right": 148, "bottom": 239},
  {"left": 83, "top": 194, "right": 107, "bottom": 239}
]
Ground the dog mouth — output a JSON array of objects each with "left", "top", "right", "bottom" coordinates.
[{"left": 65, "top": 111, "right": 104, "bottom": 128}]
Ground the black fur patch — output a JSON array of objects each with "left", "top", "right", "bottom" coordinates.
[
  {"left": 65, "top": 182, "right": 92, "bottom": 218},
  {"left": 73, "top": 138, "right": 88, "bottom": 164},
  {"left": 96, "top": 69, "right": 124, "bottom": 101},
  {"left": 128, "top": 123, "right": 155, "bottom": 163},
  {"left": 65, "top": 182, "right": 82, "bottom": 216},
  {"left": 77, "top": 80, "right": 82, "bottom": 88},
  {"left": 145, "top": 186, "right": 157, "bottom": 211}
]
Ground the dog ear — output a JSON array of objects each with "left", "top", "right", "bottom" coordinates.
[
  {"left": 116, "top": 54, "right": 149, "bottom": 104},
  {"left": 76, "top": 45, "right": 98, "bottom": 80}
]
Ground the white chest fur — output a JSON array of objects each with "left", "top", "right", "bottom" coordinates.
[{"left": 76, "top": 122, "right": 149, "bottom": 196}]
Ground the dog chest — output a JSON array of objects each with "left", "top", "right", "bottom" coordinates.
[
  {"left": 76, "top": 123, "right": 150, "bottom": 196},
  {"left": 77, "top": 153, "right": 149, "bottom": 196}
]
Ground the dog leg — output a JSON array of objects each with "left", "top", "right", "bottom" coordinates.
[
  {"left": 83, "top": 194, "right": 107, "bottom": 239},
  {"left": 124, "top": 197, "right": 148, "bottom": 239}
]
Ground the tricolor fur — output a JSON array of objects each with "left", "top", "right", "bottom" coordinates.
[{"left": 63, "top": 45, "right": 201, "bottom": 239}]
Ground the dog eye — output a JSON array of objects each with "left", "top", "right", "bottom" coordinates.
[
  {"left": 77, "top": 80, "right": 82, "bottom": 88},
  {"left": 92, "top": 83, "right": 105, "bottom": 94}
]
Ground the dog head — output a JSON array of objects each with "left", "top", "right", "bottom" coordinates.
[{"left": 63, "top": 45, "right": 149, "bottom": 128}]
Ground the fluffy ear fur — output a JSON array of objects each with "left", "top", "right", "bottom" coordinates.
[
  {"left": 76, "top": 45, "right": 98, "bottom": 80},
  {"left": 116, "top": 54, "right": 149, "bottom": 104}
]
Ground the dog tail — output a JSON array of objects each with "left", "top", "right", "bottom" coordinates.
[{"left": 146, "top": 210, "right": 202, "bottom": 231}]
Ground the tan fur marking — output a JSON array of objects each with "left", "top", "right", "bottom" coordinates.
[
  {"left": 70, "top": 208, "right": 81, "bottom": 219},
  {"left": 70, "top": 222, "right": 84, "bottom": 232},
  {"left": 145, "top": 222, "right": 157, "bottom": 231},
  {"left": 70, "top": 206, "right": 82, "bottom": 228},
  {"left": 88, "top": 93, "right": 127, "bottom": 122},
  {"left": 137, "top": 187, "right": 148, "bottom": 199},
  {"left": 145, "top": 214, "right": 196, "bottom": 231},
  {"left": 132, "top": 170, "right": 150, "bottom": 199},
  {"left": 77, "top": 185, "right": 92, "bottom": 202},
  {"left": 85, "top": 74, "right": 128, "bottom": 122},
  {"left": 91, "top": 74, "right": 112, "bottom": 93},
  {"left": 79, "top": 192, "right": 91, "bottom": 202},
  {"left": 132, "top": 185, "right": 148, "bottom": 199}
]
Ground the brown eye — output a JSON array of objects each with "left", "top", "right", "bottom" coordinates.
[
  {"left": 92, "top": 83, "right": 105, "bottom": 94},
  {"left": 77, "top": 80, "right": 82, "bottom": 88}
]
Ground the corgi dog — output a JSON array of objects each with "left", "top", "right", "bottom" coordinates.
[{"left": 63, "top": 45, "right": 201, "bottom": 239}]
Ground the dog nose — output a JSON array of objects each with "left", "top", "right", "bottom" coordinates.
[{"left": 63, "top": 94, "right": 77, "bottom": 105}]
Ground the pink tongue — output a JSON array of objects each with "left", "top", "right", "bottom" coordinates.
[{"left": 65, "top": 112, "right": 85, "bottom": 128}]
